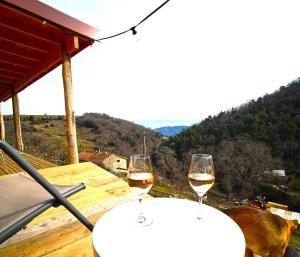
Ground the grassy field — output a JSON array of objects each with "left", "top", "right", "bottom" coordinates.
[{"left": 33, "top": 120, "right": 96, "bottom": 153}]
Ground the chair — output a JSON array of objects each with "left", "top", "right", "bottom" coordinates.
[{"left": 0, "top": 140, "right": 94, "bottom": 244}]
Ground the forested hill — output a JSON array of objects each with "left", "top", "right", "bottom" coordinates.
[
  {"left": 168, "top": 79, "right": 300, "bottom": 175},
  {"left": 4, "top": 113, "right": 163, "bottom": 163},
  {"left": 3, "top": 83, "right": 300, "bottom": 209},
  {"left": 76, "top": 113, "right": 163, "bottom": 156}
]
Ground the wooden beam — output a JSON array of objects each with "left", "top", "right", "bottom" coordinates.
[
  {"left": 0, "top": 52, "right": 36, "bottom": 69},
  {"left": 0, "top": 49, "right": 40, "bottom": 64},
  {"left": 0, "top": 35, "right": 52, "bottom": 54},
  {"left": 0, "top": 103, "right": 5, "bottom": 141},
  {"left": 0, "top": 72, "right": 20, "bottom": 81},
  {"left": 0, "top": 63, "right": 28, "bottom": 76},
  {"left": 0, "top": 15, "right": 61, "bottom": 45},
  {"left": 12, "top": 93, "right": 23, "bottom": 151},
  {"left": 0, "top": 45, "right": 41, "bottom": 62},
  {"left": 0, "top": 67, "right": 25, "bottom": 76},
  {"left": 0, "top": 77, "right": 16, "bottom": 85},
  {"left": 0, "top": 83, "right": 12, "bottom": 89},
  {"left": 64, "top": 35, "right": 80, "bottom": 55},
  {"left": 0, "top": 59, "right": 31, "bottom": 71},
  {"left": 0, "top": 51, "right": 61, "bottom": 101},
  {"left": 0, "top": 38, "right": 51, "bottom": 62},
  {"left": 61, "top": 43, "right": 78, "bottom": 164}
]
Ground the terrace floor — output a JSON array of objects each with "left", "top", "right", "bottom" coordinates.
[{"left": 0, "top": 162, "right": 138, "bottom": 257}]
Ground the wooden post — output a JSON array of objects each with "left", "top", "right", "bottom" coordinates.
[
  {"left": 12, "top": 94, "right": 24, "bottom": 151},
  {"left": 0, "top": 103, "right": 5, "bottom": 141},
  {"left": 61, "top": 43, "right": 79, "bottom": 164}
]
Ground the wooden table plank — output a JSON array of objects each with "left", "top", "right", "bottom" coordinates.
[
  {"left": 44, "top": 236, "right": 94, "bottom": 257},
  {"left": 32, "top": 182, "right": 130, "bottom": 223},
  {"left": 0, "top": 162, "right": 139, "bottom": 257}
]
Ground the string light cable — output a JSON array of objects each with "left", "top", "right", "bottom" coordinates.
[{"left": 96, "top": 0, "right": 170, "bottom": 42}]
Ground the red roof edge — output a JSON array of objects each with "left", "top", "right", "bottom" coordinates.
[{"left": 3, "top": 0, "right": 101, "bottom": 40}]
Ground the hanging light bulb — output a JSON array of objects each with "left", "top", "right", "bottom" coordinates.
[
  {"left": 130, "top": 26, "right": 137, "bottom": 35},
  {"left": 96, "top": 0, "right": 170, "bottom": 42},
  {"left": 130, "top": 26, "right": 140, "bottom": 42}
]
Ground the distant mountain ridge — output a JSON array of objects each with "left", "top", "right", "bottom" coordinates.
[{"left": 155, "top": 125, "right": 189, "bottom": 136}]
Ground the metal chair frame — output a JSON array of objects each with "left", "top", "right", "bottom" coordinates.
[{"left": 0, "top": 140, "right": 94, "bottom": 244}]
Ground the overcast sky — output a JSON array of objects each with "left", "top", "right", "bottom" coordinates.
[{"left": 3, "top": 0, "right": 300, "bottom": 128}]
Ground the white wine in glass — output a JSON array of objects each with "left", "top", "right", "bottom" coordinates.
[
  {"left": 188, "top": 154, "right": 215, "bottom": 220},
  {"left": 127, "top": 154, "right": 154, "bottom": 226}
]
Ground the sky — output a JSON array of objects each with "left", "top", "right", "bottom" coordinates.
[{"left": 3, "top": 0, "right": 300, "bottom": 128}]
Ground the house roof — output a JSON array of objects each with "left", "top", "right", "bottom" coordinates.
[
  {"left": 79, "top": 151, "right": 113, "bottom": 164},
  {"left": 79, "top": 151, "right": 127, "bottom": 165},
  {"left": 0, "top": 0, "right": 101, "bottom": 102}
]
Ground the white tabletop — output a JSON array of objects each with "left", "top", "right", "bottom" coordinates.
[{"left": 93, "top": 198, "right": 245, "bottom": 257}]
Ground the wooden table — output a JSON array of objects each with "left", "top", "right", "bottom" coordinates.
[
  {"left": 93, "top": 198, "right": 245, "bottom": 257},
  {"left": 0, "top": 162, "right": 136, "bottom": 257}
]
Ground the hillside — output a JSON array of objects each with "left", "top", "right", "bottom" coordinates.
[
  {"left": 162, "top": 79, "right": 300, "bottom": 211},
  {"left": 169, "top": 80, "right": 300, "bottom": 174},
  {"left": 154, "top": 125, "right": 189, "bottom": 136},
  {"left": 4, "top": 113, "right": 163, "bottom": 164},
  {"left": 3, "top": 80, "right": 300, "bottom": 212}
]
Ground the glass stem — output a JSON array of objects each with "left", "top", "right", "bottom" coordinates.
[
  {"left": 197, "top": 196, "right": 203, "bottom": 220},
  {"left": 137, "top": 198, "right": 145, "bottom": 223}
]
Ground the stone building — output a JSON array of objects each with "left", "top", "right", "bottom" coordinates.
[{"left": 79, "top": 151, "right": 127, "bottom": 173}]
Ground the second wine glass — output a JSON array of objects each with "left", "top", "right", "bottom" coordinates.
[
  {"left": 127, "top": 154, "right": 154, "bottom": 226},
  {"left": 188, "top": 154, "right": 215, "bottom": 220}
]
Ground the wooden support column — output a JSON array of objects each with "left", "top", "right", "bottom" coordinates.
[
  {"left": 0, "top": 103, "right": 5, "bottom": 141},
  {"left": 61, "top": 43, "right": 79, "bottom": 164},
  {"left": 12, "top": 94, "right": 24, "bottom": 151}
]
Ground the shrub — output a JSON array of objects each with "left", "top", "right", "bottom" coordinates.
[{"left": 260, "top": 184, "right": 300, "bottom": 212}]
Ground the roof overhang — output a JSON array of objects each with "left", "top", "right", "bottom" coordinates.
[{"left": 0, "top": 0, "right": 101, "bottom": 102}]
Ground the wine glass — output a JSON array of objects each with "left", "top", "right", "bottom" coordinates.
[
  {"left": 188, "top": 154, "right": 215, "bottom": 220},
  {"left": 127, "top": 154, "right": 154, "bottom": 226}
]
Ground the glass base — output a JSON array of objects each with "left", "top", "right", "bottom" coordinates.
[
  {"left": 195, "top": 211, "right": 212, "bottom": 224},
  {"left": 129, "top": 198, "right": 153, "bottom": 227},
  {"left": 131, "top": 215, "right": 153, "bottom": 227},
  {"left": 196, "top": 215, "right": 203, "bottom": 221}
]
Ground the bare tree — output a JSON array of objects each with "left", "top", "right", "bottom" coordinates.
[{"left": 216, "top": 140, "right": 282, "bottom": 198}]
